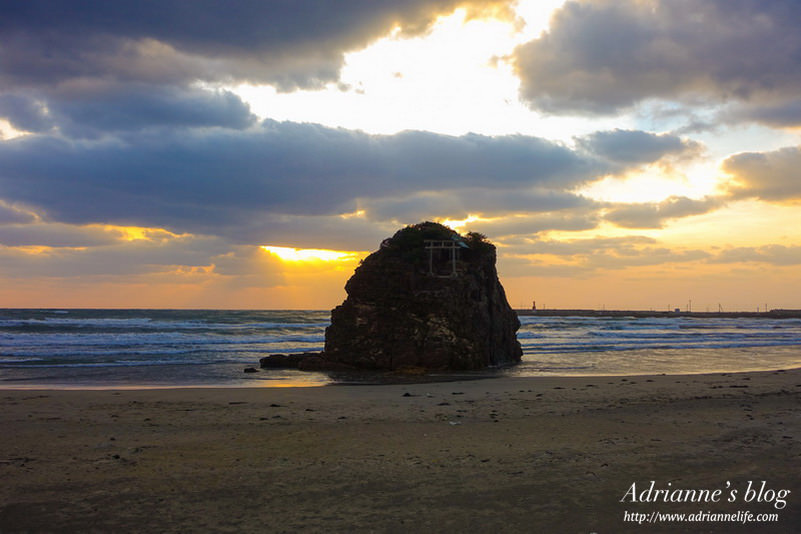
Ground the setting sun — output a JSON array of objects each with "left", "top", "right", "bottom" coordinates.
[{"left": 261, "top": 246, "right": 361, "bottom": 263}]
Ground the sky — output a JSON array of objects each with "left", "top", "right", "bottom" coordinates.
[{"left": 1, "top": 0, "right": 800, "bottom": 311}]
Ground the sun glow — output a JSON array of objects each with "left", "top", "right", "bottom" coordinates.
[
  {"left": 0, "top": 118, "right": 29, "bottom": 140},
  {"left": 227, "top": 1, "right": 608, "bottom": 140},
  {"left": 261, "top": 246, "right": 361, "bottom": 263},
  {"left": 577, "top": 160, "right": 721, "bottom": 204}
]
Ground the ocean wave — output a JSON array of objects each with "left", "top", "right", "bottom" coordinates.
[
  {"left": 584, "top": 330, "right": 799, "bottom": 341},
  {"left": 3, "top": 310, "right": 801, "bottom": 381},
  {"left": 0, "top": 356, "right": 44, "bottom": 363},
  {"left": 2, "top": 331, "right": 325, "bottom": 348},
  {"left": 0, "top": 318, "right": 330, "bottom": 332}
]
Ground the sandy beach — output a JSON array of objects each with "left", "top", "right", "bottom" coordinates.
[{"left": 2, "top": 369, "right": 800, "bottom": 533}]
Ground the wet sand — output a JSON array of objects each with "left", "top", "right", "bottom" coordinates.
[{"left": 2, "top": 369, "right": 800, "bottom": 533}]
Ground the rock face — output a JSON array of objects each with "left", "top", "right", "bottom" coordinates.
[{"left": 322, "top": 222, "right": 522, "bottom": 370}]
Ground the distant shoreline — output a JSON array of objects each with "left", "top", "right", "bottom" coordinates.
[
  {"left": 3, "top": 307, "right": 801, "bottom": 318},
  {"left": 516, "top": 308, "right": 801, "bottom": 319}
]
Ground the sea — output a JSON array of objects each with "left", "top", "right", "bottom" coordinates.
[{"left": 2, "top": 309, "right": 801, "bottom": 389}]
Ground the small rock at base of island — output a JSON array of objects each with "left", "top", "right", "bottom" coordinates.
[{"left": 259, "top": 352, "right": 324, "bottom": 369}]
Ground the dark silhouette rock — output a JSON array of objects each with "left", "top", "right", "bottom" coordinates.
[
  {"left": 323, "top": 222, "right": 521, "bottom": 370},
  {"left": 258, "top": 222, "right": 522, "bottom": 372},
  {"left": 259, "top": 352, "right": 323, "bottom": 369}
]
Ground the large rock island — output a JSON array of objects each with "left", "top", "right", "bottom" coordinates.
[{"left": 261, "top": 222, "right": 522, "bottom": 371}]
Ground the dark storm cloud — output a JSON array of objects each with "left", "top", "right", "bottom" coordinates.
[
  {"left": 722, "top": 146, "right": 801, "bottom": 202},
  {"left": 577, "top": 129, "right": 700, "bottom": 165},
  {"left": 513, "top": 0, "right": 801, "bottom": 114},
  {"left": 2, "top": 86, "right": 255, "bottom": 138},
  {"left": 57, "top": 86, "right": 256, "bottom": 136},
  {"left": 603, "top": 196, "right": 723, "bottom": 229},
  {"left": 0, "top": 121, "right": 605, "bottom": 238},
  {"left": 0, "top": 0, "right": 512, "bottom": 91}
]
